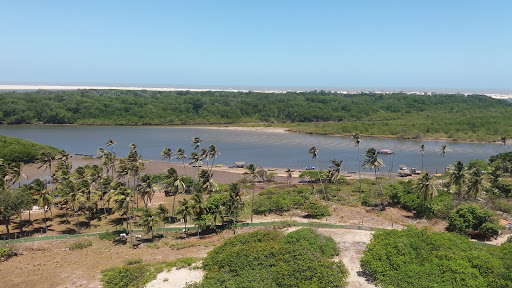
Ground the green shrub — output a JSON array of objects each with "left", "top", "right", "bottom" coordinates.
[
  {"left": 505, "top": 235, "right": 512, "bottom": 245},
  {"left": 67, "top": 238, "right": 92, "bottom": 250},
  {"left": 303, "top": 200, "right": 331, "bottom": 219},
  {"left": 448, "top": 203, "right": 502, "bottom": 238},
  {"left": 201, "top": 229, "right": 348, "bottom": 288},
  {"left": 102, "top": 264, "right": 157, "bottom": 288},
  {"left": 361, "top": 227, "right": 512, "bottom": 288},
  {"left": 0, "top": 135, "right": 61, "bottom": 163},
  {"left": 124, "top": 257, "right": 143, "bottom": 265},
  {"left": 284, "top": 228, "right": 339, "bottom": 257},
  {"left": 424, "top": 193, "right": 453, "bottom": 219},
  {"left": 400, "top": 193, "right": 420, "bottom": 211},
  {"left": 98, "top": 231, "right": 119, "bottom": 241},
  {"left": 361, "top": 191, "right": 374, "bottom": 207}
]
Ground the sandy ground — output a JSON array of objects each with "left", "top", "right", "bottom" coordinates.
[{"left": 146, "top": 267, "right": 204, "bottom": 288}]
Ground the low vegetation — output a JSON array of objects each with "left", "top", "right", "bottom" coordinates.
[
  {"left": 0, "top": 135, "right": 60, "bottom": 163},
  {"left": 67, "top": 238, "right": 92, "bottom": 250},
  {"left": 448, "top": 203, "right": 502, "bottom": 239},
  {"left": 200, "top": 229, "right": 348, "bottom": 288},
  {"left": 361, "top": 227, "right": 512, "bottom": 288},
  {"left": 101, "top": 257, "right": 200, "bottom": 288}
]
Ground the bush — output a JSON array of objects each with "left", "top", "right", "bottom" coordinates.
[
  {"left": 448, "top": 203, "right": 502, "bottom": 238},
  {"left": 361, "top": 227, "right": 512, "bottom": 288},
  {"left": 102, "top": 264, "right": 156, "bottom": 288},
  {"left": 67, "top": 238, "right": 92, "bottom": 250},
  {"left": 201, "top": 229, "right": 348, "bottom": 288},
  {"left": 98, "top": 231, "right": 119, "bottom": 241},
  {"left": 303, "top": 200, "right": 331, "bottom": 219}
]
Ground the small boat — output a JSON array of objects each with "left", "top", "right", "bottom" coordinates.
[
  {"left": 215, "top": 164, "right": 223, "bottom": 167},
  {"left": 267, "top": 168, "right": 278, "bottom": 171},
  {"left": 380, "top": 150, "right": 393, "bottom": 154}
]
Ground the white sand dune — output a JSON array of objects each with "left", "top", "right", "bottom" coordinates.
[{"left": 146, "top": 267, "right": 204, "bottom": 288}]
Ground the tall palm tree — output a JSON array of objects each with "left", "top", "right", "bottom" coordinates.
[
  {"left": 419, "top": 144, "right": 425, "bottom": 171},
  {"left": 450, "top": 161, "right": 466, "bottom": 201},
  {"left": 139, "top": 208, "right": 161, "bottom": 240},
  {"left": 467, "top": 168, "right": 485, "bottom": 200},
  {"left": 285, "top": 168, "right": 293, "bottom": 217},
  {"left": 246, "top": 163, "right": 257, "bottom": 223},
  {"left": 308, "top": 146, "right": 327, "bottom": 201},
  {"left": 199, "top": 170, "right": 218, "bottom": 196},
  {"left": 228, "top": 183, "right": 244, "bottom": 233},
  {"left": 200, "top": 147, "right": 209, "bottom": 169},
  {"left": 36, "top": 150, "right": 55, "bottom": 182},
  {"left": 176, "top": 198, "right": 193, "bottom": 234},
  {"left": 67, "top": 181, "right": 85, "bottom": 233},
  {"left": 176, "top": 148, "right": 187, "bottom": 173},
  {"left": 138, "top": 174, "right": 158, "bottom": 208},
  {"left": 352, "top": 133, "right": 362, "bottom": 197},
  {"left": 330, "top": 159, "right": 343, "bottom": 201},
  {"left": 415, "top": 172, "right": 437, "bottom": 214},
  {"left": 191, "top": 192, "right": 206, "bottom": 236},
  {"left": 208, "top": 144, "right": 220, "bottom": 173},
  {"left": 37, "top": 189, "right": 54, "bottom": 233},
  {"left": 172, "top": 175, "right": 186, "bottom": 217},
  {"left": 362, "top": 148, "right": 385, "bottom": 186},
  {"left": 440, "top": 144, "right": 447, "bottom": 189},
  {"left": 161, "top": 148, "right": 172, "bottom": 162},
  {"left": 112, "top": 186, "right": 132, "bottom": 232},
  {"left": 192, "top": 137, "right": 202, "bottom": 151}
]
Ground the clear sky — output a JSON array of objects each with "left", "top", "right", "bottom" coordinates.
[{"left": 1, "top": 0, "right": 511, "bottom": 90}]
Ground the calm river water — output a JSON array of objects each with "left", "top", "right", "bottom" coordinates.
[{"left": 0, "top": 125, "right": 504, "bottom": 174}]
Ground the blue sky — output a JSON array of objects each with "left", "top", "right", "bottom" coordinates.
[{"left": 0, "top": 1, "right": 510, "bottom": 90}]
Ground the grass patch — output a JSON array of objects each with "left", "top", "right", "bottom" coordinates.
[
  {"left": 124, "top": 257, "right": 143, "bottom": 265},
  {"left": 67, "top": 238, "right": 92, "bottom": 250},
  {"left": 98, "top": 231, "right": 120, "bottom": 241}
]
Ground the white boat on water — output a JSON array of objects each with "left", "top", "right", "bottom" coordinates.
[{"left": 380, "top": 149, "right": 393, "bottom": 154}]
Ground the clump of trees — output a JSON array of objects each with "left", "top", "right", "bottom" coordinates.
[
  {"left": 0, "top": 135, "right": 60, "bottom": 163},
  {"left": 201, "top": 228, "right": 348, "bottom": 287},
  {"left": 448, "top": 203, "right": 502, "bottom": 239},
  {"left": 361, "top": 227, "right": 512, "bottom": 288}
]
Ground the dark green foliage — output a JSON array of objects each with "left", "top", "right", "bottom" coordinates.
[
  {"left": 283, "top": 228, "right": 339, "bottom": 257},
  {"left": 0, "top": 135, "right": 61, "bottom": 163},
  {"left": 448, "top": 203, "right": 502, "bottom": 238},
  {"left": 253, "top": 188, "right": 310, "bottom": 215},
  {"left": 361, "top": 227, "right": 512, "bottom": 288},
  {"left": 1, "top": 90, "right": 510, "bottom": 141},
  {"left": 98, "top": 231, "right": 120, "bottom": 241},
  {"left": 303, "top": 200, "right": 331, "bottom": 219},
  {"left": 201, "top": 229, "right": 348, "bottom": 288}
]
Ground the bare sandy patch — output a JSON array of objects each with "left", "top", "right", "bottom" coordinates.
[{"left": 146, "top": 267, "right": 204, "bottom": 288}]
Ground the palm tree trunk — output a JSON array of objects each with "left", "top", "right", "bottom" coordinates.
[
  {"left": 290, "top": 185, "right": 293, "bottom": 218},
  {"left": 43, "top": 209, "right": 47, "bottom": 233},
  {"left": 172, "top": 195, "right": 176, "bottom": 217},
  {"left": 358, "top": 146, "right": 362, "bottom": 199},
  {"left": 316, "top": 160, "right": 327, "bottom": 202},
  {"left": 5, "top": 222, "right": 10, "bottom": 240},
  {"left": 77, "top": 214, "right": 80, "bottom": 234}
]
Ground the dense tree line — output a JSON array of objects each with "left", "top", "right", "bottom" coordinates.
[
  {"left": 0, "top": 135, "right": 61, "bottom": 163},
  {"left": 1, "top": 89, "right": 511, "bottom": 141}
]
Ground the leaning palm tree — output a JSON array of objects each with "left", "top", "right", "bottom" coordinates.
[
  {"left": 246, "top": 163, "right": 257, "bottom": 223},
  {"left": 192, "top": 137, "right": 202, "bottom": 152},
  {"left": 106, "top": 139, "right": 116, "bottom": 153},
  {"left": 352, "top": 133, "right": 362, "bottom": 197},
  {"left": 200, "top": 147, "right": 209, "bottom": 169},
  {"left": 161, "top": 148, "right": 173, "bottom": 162},
  {"left": 36, "top": 150, "right": 55, "bottom": 182},
  {"left": 176, "top": 198, "right": 193, "bottom": 234},
  {"left": 330, "top": 159, "right": 343, "bottom": 201},
  {"left": 467, "top": 168, "right": 485, "bottom": 200},
  {"left": 450, "top": 161, "right": 466, "bottom": 201},
  {"left": 419, "top": 144, "right": 425, "bottom": 171},
  {"left": 309, "top": 146, "right": 327, "bottom": 201},
  {"left": 415, "top": 172, "right": 437, "bottom": 214},
  {"left": 440, "top": 143, "right": 447, "bottom": 189}
]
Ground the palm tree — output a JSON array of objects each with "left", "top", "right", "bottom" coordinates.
[
  {"left": 138, "top": 174, "right": 158, "bottom": 208},
  {"left": 139, "top": 208, "right": 161, "bottom": 240},
  {"left": 67, "top": 182, "right": 85, "bottom": 233},
  {"left": 450, "top": 161, "right": 466, "bottom": 201},
  {"left": 112, "top": 186, "right": 132, "bottom": 232},
  {"left": 352, "top": 133, "right": 362, "bottom": 197},
  {"left": 208, "top": 144, "right": 220, "bottom": 173},
  {"left": 192, "top": 137, "right": 202, "bottom": 151},
  {"left": 176, "top": 198, "right": 193, "bottom": 234},
  {"left": 467, "top": 168, "right": 485, "bottom": 200},
  {"left": 246, "top": 163, "right": 257, "bottom": 223},
  {"left": 419, "top": 144, "right": 425, "bottom": 171},
  {"left": 308, "top": 146, "right": 327, "bottom": 201},
  {"left": 200, "top": 147, "right": 209, "bottom": 169},
  {"left": 415, "top": 172, "right": 437, "bottom": 214},
  {"left": 37, "top": 189, "right": 54, "bottom": 233},
  {"left": 161, "top": 148, "right": 172, "bottom": 162},
  {"left": 285, "top": 168, "right": 293, "bottom": 217},
  {"left": 176, "top": 148, "right": 187, "bottom": 172},
  {"left": 172, "top": 175, "right": 186, "bottom": 217},
  {"left": 362, "top": 148, "right": 385, "bottom": 186},
  {"left": 228, "top": 183, "right": 244, "bottom": 233},
  {"left": 440, "top": 143, "right": 447, "bottom": 189},
  {"left": 191, "top": 192, "right": 206, "bottom": 236},
  {"left": 106, "top": 139, "right": 116, "bottom": 153},
  {"left": 36, "top": 150, "right": 55, "bottom": 182},
  {"left": 330, "top": 159, "right": 343, "bottom": 200}
]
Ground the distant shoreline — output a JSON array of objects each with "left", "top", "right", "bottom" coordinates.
[{"left": 1, "top": 84, "right": 511, "bottom": 99}]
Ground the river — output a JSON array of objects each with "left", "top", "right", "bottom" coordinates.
[{"left": 0, "top": 125, "right": 504, "bottom": 174}]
